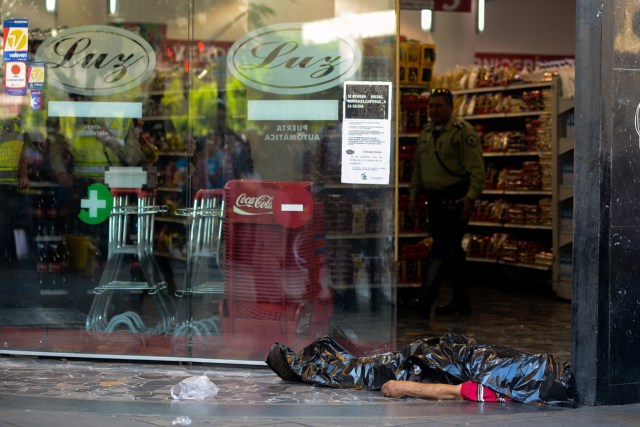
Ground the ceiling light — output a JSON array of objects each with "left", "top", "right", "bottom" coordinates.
[
  {"left": 477, "top": 0, "right": 485, "bottom": 33},
  {"left": 421, "top": 9, "right": 433, "bottom": 32},
  {"left": 46, "top": 0, "right": 56, "bottom": 13}
]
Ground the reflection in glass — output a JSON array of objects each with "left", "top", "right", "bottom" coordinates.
[{"left": 0, "top": 0, "right": 397, "bottom": 362}]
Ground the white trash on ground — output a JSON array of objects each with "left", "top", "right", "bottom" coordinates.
[
  {"left": 170, "top": 375, "right": 219, "bottom": 400},
  {"left": 172, "top": 415, "right": 192, "bottom": 425}
]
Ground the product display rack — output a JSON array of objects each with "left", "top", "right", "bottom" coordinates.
[
  {"left": 322, "top": 185, "right": 429, "bottom": 289},
  {"left": 397, "top": 83, "right": 431, "bottom": 289},
  {"left": 397, "top": 77, "right": 572, "bottom": 296},
  {"left": 319, "top": 183, "right": 400, "bottom": 301},
  {"left": 553, "top": 93, "right": 575, "bottom": 300},
  {"left": 454, "top": 80, "right": 555, "bottom": 273}
]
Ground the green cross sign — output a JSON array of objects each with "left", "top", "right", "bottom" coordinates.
[{"left": 78, "top": 183, "right": 113, "bottom": 225}]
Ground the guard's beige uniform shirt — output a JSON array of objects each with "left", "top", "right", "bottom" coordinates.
[{"left": 409, "top": 116, "right": 486, "bottom": 202}]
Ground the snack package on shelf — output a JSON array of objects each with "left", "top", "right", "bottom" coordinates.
[
  {"left": 400, "top": 92, "right": 429, "bottom": 133},
  {"left": 434, "top": 61, "right": 575, "bottom": 94},
  {"left": 399, "top": 40, "right": 435, "bottom": 85}
]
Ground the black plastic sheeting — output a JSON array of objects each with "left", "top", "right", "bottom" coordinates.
[{"left": 266, "top": 333, "right": 574, "bottom": 406}]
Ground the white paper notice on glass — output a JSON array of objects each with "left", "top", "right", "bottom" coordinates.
[{"left": 341, "top": 81, "right": 393, "bottom": 185}]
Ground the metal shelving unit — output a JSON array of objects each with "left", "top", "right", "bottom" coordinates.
[
  {"left": 451, "top": 80, "right": 562, "bottom": 276},
  {"left": 396, "top": 79, "right": 570, "bottom": 286},
  {"left": 552, "top": 90, "right": 575, "bottom": 300}
]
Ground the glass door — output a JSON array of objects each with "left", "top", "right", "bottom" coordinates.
[{"left": 0, "top": 0, "right": 398, "bottom": 363}]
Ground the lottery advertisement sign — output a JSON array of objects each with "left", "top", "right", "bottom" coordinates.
[
  {"left": 30, "top": 90, "right": 43, "bottom": 110},
  {"left": 28, "top": 62, "right": 45, "bottom": 90},
  {"left": 3, "top": 19, "right": 29, "bottom": 62},
  {"left": 5, "top": 62, "right": 27, "bottom": 96}
]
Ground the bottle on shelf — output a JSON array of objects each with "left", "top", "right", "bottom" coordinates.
[
  {"left": 59, "top": 238, "right": 70, "bottom": 273},
  {"left": 48, "top": 239, "right": 67, "bottom": 289},
  {"left": 36, "top": 239, "right": 50, "bottom": 289},
  {"left": 46, "top": 194, "right": 59, "bottom": 220},
  {"left": 33, "top": 194, "right": 48, "bottom": 220},
  {"left": 48, "top": 222, "right": 59, "bottom": 240}
]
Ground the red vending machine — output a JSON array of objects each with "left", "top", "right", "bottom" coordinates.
[{"left": 218, "top": 180, "right": 333, "bottom": 355}]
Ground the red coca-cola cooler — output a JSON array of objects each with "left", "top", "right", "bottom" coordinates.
[{"left": 218, "top": 180, "right": 333, "bottom": 355}]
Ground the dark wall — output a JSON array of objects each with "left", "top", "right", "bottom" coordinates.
[{"left": 573, "top": 0, "right": 640, "bottom": 405}]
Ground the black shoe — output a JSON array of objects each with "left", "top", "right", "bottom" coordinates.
[
  {"left": 265, "top": 343, "right": 302, "bottom": 382},
  {"left": 435, "top": 304, "right": 471, "bottom": 316},
  {"left": 423, "top": 304, "right": 433, "bottom": 319}
]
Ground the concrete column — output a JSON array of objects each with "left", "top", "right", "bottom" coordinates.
[{"left": 573, "top": 0, "right": 640, "bottom": 405}]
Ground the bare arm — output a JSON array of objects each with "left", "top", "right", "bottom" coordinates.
[
  {"left": 381, "top": 380, "right": 462, "bottom": 400},
  {"left": 101, "top": 125, "right": 144, "bottom": 166},
  {"left": 48, "top": 132, "right": 73, "bottom": 186},
  {"left": 17, "top": 145, "right": 29, "bottom": 188}
]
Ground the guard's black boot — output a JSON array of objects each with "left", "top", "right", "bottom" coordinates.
[
  {"left": 435, "top": 251, "right": 471, "bottom": 316},
  {"left": 421, "top": 259, "right": 444, "bottom": 318},
  {"left": 435, "top": 304, "right": 471, "bottom": 315}
]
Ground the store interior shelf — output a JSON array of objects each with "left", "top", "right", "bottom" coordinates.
[
  {"left": 559, "top": 97, "right": 575, "bottom": 114},
  {"left": 398, "top": 232, "right": 430, "bottom": 238},
  {"left": 16, "top": 183, "right": 59, "bottom": 196},
  {"left": 466, "top": 256, "right": 498, "bottom": 264},
  {"left": 467, "top": 256, "right": 552, "bottom": 271},
  {"left": 469, "top": 221, "right": 552, "bottom": 230},
  {"left": 483, "top": 189, "right": 553, "bottom": 196},
  {"left": 22, "top": 181, "right": 59, "bottom": 188},
  {"left": 398, "top": 78, "right": 564, "bottom": 290},
  {"left": 560, "top": 231, "right": 574, "bottom": 247},
  {"left": 462, "top": 110, "right": 551, "bottom": 121},
  {"left": 452, "top": 81, "right": 553, "bottom": 96},
  {"left": 503, "top": 223, "right": 553, "bottom": 230},
  {"left": 559, "top": 138, "right": 575, "bottom": 155},
  {"left": 559, "top": 185, "right": 573, "bottom": 201},
  {"left": 483, "top": 151, "right": 551, "bottom": 158}
]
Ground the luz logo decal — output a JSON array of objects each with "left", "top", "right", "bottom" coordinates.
[{"left": 227, "top": 22, "right": 361, "bottom": 95}]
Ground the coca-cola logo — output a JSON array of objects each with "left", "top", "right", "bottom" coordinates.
[
  {"left": 35, "top": 25, "right": 156, "bottom": 96},
  {"left": 227, "top": 22, "right": 361, "bottom": 95},
  {"left": 233, "top": 193, "right": 274, "bottom": 216}
]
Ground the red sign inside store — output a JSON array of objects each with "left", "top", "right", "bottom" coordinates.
[
  {"left": 475, "top": 52, "right": 575, "bottom": 71},
  {"left": 400, "top": 0, "right": 472, "bottom": 12},
  {"left": 160, "top": 39, "right": 233, "bottom": 68}
]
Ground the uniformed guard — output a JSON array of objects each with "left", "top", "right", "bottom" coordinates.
[
  {"left": 50, "top": 114, "right": 144, "bottom": 184},
  {"left": 0, "top": 115, "right": 30, "bottom": 267},
  {"left": 0, "top": 117, "right": 29, "bottom": 187},
  {"left": 47, "top": 96, "right": 146, "bottom": 279},
  {"left": 409, "top": 87, "right": 486, "bottom": 317}
]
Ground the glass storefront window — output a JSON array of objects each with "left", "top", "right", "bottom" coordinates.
[{"left": 0, "top": 0, "right": 397, "bottom": 362}]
